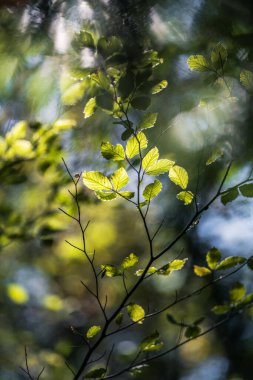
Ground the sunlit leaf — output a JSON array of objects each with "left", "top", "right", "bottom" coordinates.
[
  {"left": 127, "top": 303, "right": 145, "bottom": 324},
  {"left": 111, "top": 167, "right": 129, "bottom": 190},
  {"left": 240, "top": 70, "right": 253, "bottom": 90},
  {"left": 193, "top": 265, "right": 212, "bottom": 277},
  {"left": 130, "top": 96, "right": 151, "bottom": 110},
  {"left": 6, "top": 121, "right": 27, "bottom": 144},
  {"left": 212, "top": 304, "right": 230, "bottom": 315},
  {"left": 140, "top": 331, "right": 164, "bottom": 352},
  {"left": 187, "top": 55, "right": 210, "bottom": 72},
  {"left": 95, "top": 191, "right": 117, "bottom": 201},
  {"left": 53, "top": 119, "right": 77, "bottom": 130},
  {"left": 85, "top": 367, "right": 106, "bottom": 379},
  {"left": 176, "top": 191, "right": 194, "bottom": 205},
  {"left": 6, "top": 283, "right": 29, "bottom": 304},
  {"left": 101, "top": 142, "right": 125, "bottom": 161},
  {"left": 143, "top": 180, "right": 162, "bottom": 201},
  {"left": 7, "top": 140, "right": 34, "bottom": 159},
  {"left": 206, "top": 247, "right": 222, "bottom": 270},
  {"left": 101, "top": 265, "right": 122, "bottom": 277},
  {"left": 62, "top": 82, "right": 85, "bottom": 105},
  {"left": 169, "top": 165, "right": 188, "bottom": 189},
  {"left": 158, "top": 259, "right": 188, "bottom": 275},
  {"left": 221, "top": 188, "right": 239, "bottom": 205},
  {"left": 215, "top": 256, "right": 246, "bottom": 270},
  {"left": 146, "top": 159, "right": 175, "bottom": 176},
  {"left": 239, "top": 184, "right": 253, "bottom": 197},
  {"left": 138, "top": 113, "right": 157, "bottom": 130},
  {"left": 121, "top": 253, "right": 139, "bottom": 269},
  {"left": 142, "top": 147, "right": 159, "bottom": 170},
  {"left": 151, "top": 80, "right": 168, "bottom": 94},
  {"left": 118, "top": 191, "right": 135, "bottom": 199},
  {"left": 86, "top": 325, "right": 101, "bottom": 339},
  {"left": 83, "top": 171, "right": 112, "bottom": 191},
  {"left": 229, "top": 282, "right": 246, "bottom": 303},
  {"left": 135, "top": 267, "right": 157, "bottom": 276},
  {"left": 125, "top": 132, "right": 148, "bottom": 159},
  {"left": 83, "top": 97, "right": 96, "bottom": 118}
]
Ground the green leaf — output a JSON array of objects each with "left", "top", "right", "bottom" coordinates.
[
  {"left": 101, "top": 265, "right": 122, "bottom": 277},
  {"left": 135, "top": 267, "right": 157, "bottom": 276},
  {"left": 111, "top": 167, "right": 129, "bottom": 190},
  {"left": 212, "top": 304, "right": 230, "bottom": 315},
  {"left": 143, "top": 180, "right": 162, "bottom": 202},
  {"left": 206, "top": 247, "right": 222, "bottom": 270},
  {"left": 121, "top": 128, "right": 134, "bottom": 141},
  {"left": 130, "top": 96, "right": 151, "bottom": 110},
  {"left": 125, "top": 132, "right": 148, "bottom": 159},
  {"left": 85, "top": 368, "right": 106, "bottom": 379},
  {"left": 101, "top": 142, "right": 125, "bottom": 161},
  {"left": 127, "top": 303, "right": 145, "bottom": 324},
  {"left": 96, "top": 93, "right": 114, "bottom": 111},
  {"left": 206, "top": 147, "right": 224, "bottom": 165},
  {"left": 240, "top": 70, "right": 253, "bottom": 90},
  {"left": 158, "top": 259, "right": 188, "bottom": 275},
  {"left": 121, "top": 253, "right": 139, "bottom": 270},
  {"left": 215, "top": 256, "right": 246, "bottom": 270},
  {"left": 239, "top": 184, "right": 253, "bottom": 197},
  {"left": 151, "top": 80, "right": 168, "bottom": 94},
  {"left": 221, "top": 188, "right": 239, "bottom": 205},
  {"left": 83, "top": 171, "right": 112, "bottom": 191},
  {"left": 95, "top": 191, "right": 117, "bottom": 201},
  {"left": 237, "top": 294, "right": 253, "bottom": 307},
  {"left": 140, "top": 331, "right": 164, "bottom": 352},
  {"left": 83, "top": 97, "right": 96, "bottom": 118},
  {"left": 229, "top": 282, "right": 246, "bottom": 303},
  {"left": 185, "top": 326, "right": 201, "bottom": 339},
  {"left": 211, "top": 43, "right": 227, "bottom": 66},
  {"left": 115, "top": 313, "right": 124, "bottom": 325},
  {"left": 187, "top": 55, "right": 210, "bottom": 72},
  {"left": 86, "top": 325, "right": 101, "bottom": 339},
  {"left": 193, "top": 265, "right": 212, "bottom": 277},
  {"left": 176, "top": 191, "right": 194, "bottom": 205},
  {"left": 142, "top": 147, "right": 174, "bottom": 175},
  {"left": 169, "top": 165, "right": 188, "bottom": 189},
  {"left": 118, "top": 191, "right": 135, "bottom": 199},
  {"left": 247, "top": 257, "right": 253, "bottom": 270},
  {"left": 118, "top": 71, "right": 135, "bottom": 98},
  {"left": 138, "top": 113, "right": 157, "bottom": 130}
]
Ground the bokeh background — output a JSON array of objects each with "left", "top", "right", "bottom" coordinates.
[{"left": 1, "top": 1, "right": 253, "bottom": 379}]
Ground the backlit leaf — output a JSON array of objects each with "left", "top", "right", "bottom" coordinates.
[
  {"left": 187, "top": 55, "right": 210, "bottom": 72},
  {"left": 193, "top": 265, "right": 212, "bottom": 277},
  {"left": 138, "top": 113, "right": 157, "bottom": 130},
  {"left": 127, "top": 303, "right": 145, "bottom": 324},
  {"left": 86, "top": 325, "right": 101, "bottom": 339},
  {"left": 158, "top": 259, "right": 188, "bottom": 275},
  {"left": 101, "top": 265, "right": 122, "bottom": 277},
  {"left": 177, "top": 191, "right": 194, "bottom": 205},
  {"left": 125, "top": 132, "right": 148, "bottom": 159},
  {"left": 83, "top": 171, "right": 112, "bottom": 191},
  {"left": 239, "top": 184, "right": 253, "bottom": 197},
  {"left": 83, "top": 97, "right": 96, "bottom": 118},
  {"left": 229, "top": 282, "right": 246, "bottom": 303},
  {"left": 101, "top": 142, "right": 125, "bottom": 161},
  {"left": 121, "top": 253, "right": 139, "bottom": 269},
  {"left": 143, "top": 180, "right": 162, "bottom": 201},
  {"left": 169, "top": 165, "right": 188, "bottom": 189},
  {"left": 206, "top": 147, "right": 224, "bottom": 165},
  {"left": 95, "top": 191, "right": 117, "bottom": 201},
  {"left": 211, "top": 43, "right": 227, "bottom": 66},
  {"left": 146, "top": 159, "right": 175, "bottom": 176},
  {"left": 142, "top": 147, "right": 159, "bottom": 171},
  {"left": 135, "top": 267, "right": 157, "bottom": 276},
  {"left": 6, "top": 283, "right": 29, "bottom": 304},
  {"left": 111, "top": 167, "right": 129, "bottom": 190},
  {"left": 118, "top": 191, "right": 135, "bottom": 199},
  {"left": 215, "top": 256, "right": 246, "bottom": 270},
  {"left": 212, "top": 304, "right": 230, "bottom": 315},
  {"left": 151, "top": 80, "right": 168, "bottom": 94},
  {"left": 206, "top": 247, "right": 222, "bottom": 270}
]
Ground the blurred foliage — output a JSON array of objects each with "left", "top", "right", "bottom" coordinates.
[{"left": 1, "top": 1, "right": 253, "bottom": 380}]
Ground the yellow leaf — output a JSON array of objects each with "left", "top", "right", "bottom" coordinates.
[
  {"left": 169, "top": 166, "right": 189, "bottom": 189},
  {"left": 193, "top": 265, "right": 212, "bottom": 277}
]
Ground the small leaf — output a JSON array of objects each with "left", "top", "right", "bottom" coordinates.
[
  {"left": 119, "top": 191, "right": 135, "bottom": 199},
  {"left": 85, "top": 367, "right": 106, "bottom": 379},
  {"left": 206, "top": 147, "right": 224, "bottom": 165},
  {"left": 6, "top": 283, "right": 29, "bottom": 304},
  {"left": 240, "top": 70, "right": 253, "bottom": 90},
  {"left": 151, "top": 80, "right": 168, "bottom": 94},
  {"left": 95, "top": 191, "right": 117, "bottom": 201},
  {"left": 239, "top": 184, "right": 253, "bottom": 198},
  {"left": 159, "top": 259, "right": 188, "bottom": 275},
  {"left": 127, "top": 303, "right": 145, "bottom": 323},
  {"left": 138, "top": 113, "right": 157, "bottom": 130},
  {"left": 206, "top": 247, "right": 222, "bottom": 270},
  {"left": 211, "top": 43, "right": 227, "bottom": 67},
  {"left": 111, "top": 167, "right": 129, "bottom": 190},
  {"left": 221, "top": 188, "right": 239, "bottom": 205},
  {"left": 101, "top": 142, "right": 125, "bottom": 161},
  {"left": 115, "top": 313, "right": 124, "bottom": 325},
  {"left": 193, "top": 265, "right": 212, "bottom": 277},
  {"left": 86, "top": 325, "right": 101, "bottom": 339},
  {"left": 83, "top": 97, "right": 96, "bottom": 118},
  {"left": 135, "top": 267, "right": 157, "bottom": 276},
  {"left": 187, "top": 55, "right": 210, "bottom": 72},
  {"left": 215, "top": 256, "right": 246, "bottom": 270},
  {"left": 101, "top": 265, "right": 122, "bottom": 277},
  {"left": 185, "top": 326, "right": 201, "bottom": 339},
  {"left": 143, "top": 180, "right": 162, "bottom": 201},
  {"left": 130, "top": 96, "right": 151, "bottom": 110},
  {"left": 212, "top": 304, "right": 230, "bottom": 315},
  {"left": 83, "top": 171, "right": 112, "bottom": 191},
  {"left": 169, "top": 165, "right": 188, "bottom": 189},
  {"left": 176, "top": 191, "right": 194, "bottom": 205},
  {"left": 140, "top": 331, "right": 164, "bottom": 352},
  {"left": 121, "top": 253, "right": 139, "bottom": 270},
  {"left": 229, "top": 282, "right": 246, "bottom": 303},
  {"left": 126, "top": 132, "right": 148, "bottom": 159},
  {"left": 129, "top": 364, "right": 148, "bottom": 376}
]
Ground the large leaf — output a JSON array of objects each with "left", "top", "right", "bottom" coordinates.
[
  {"left": 239, "top": 184, "right": 253, "bottom": 197},
  {"left": 187, "top": 55, "right": 210, "bottom": 72},
  {"left": 127, "top": 303, "right": 145, "bottom": 324},
  {"left": 215, "top": 256, "right": 246, "bottom": 270},
  {"left": 83, "top": 97, "right": 96, "bottom": 118},
  {"left": 240, "top": 70, "right": 253, "bottom": 90},
  {"left": 83, "top": 171, "right": 112, "bottom": 191},
  {"left": 111, "top": 167, "right": 129, "bottom": 190},
  {"left": 143, "top": 180, "right": 162, "bottom": 201},
  {"left": 121, "top": 253, "right": 139, "bottom": 270},
  {"left": 86, "top": 325, "right": 101, "bottom": 339},
  {"left": 125, "top": 132, "right": 148, "bottom": 159},
  {"left": 169, "top": 165, "right": 188, "bottom": 189},
  {"left": 138, "top": 113, "right": 157, "bottom": 130},
  {"left": 176, "top": 191, "right": 194, "bottom": 205},
  {"left": 101, "top": 142, "right": 125, "bottom": 161},
  {"left": 142, "top": 147, "right": 174, "bottom": 175},
  {"left": 206, "top": 247, "right": 221, "bottom": 270}
]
